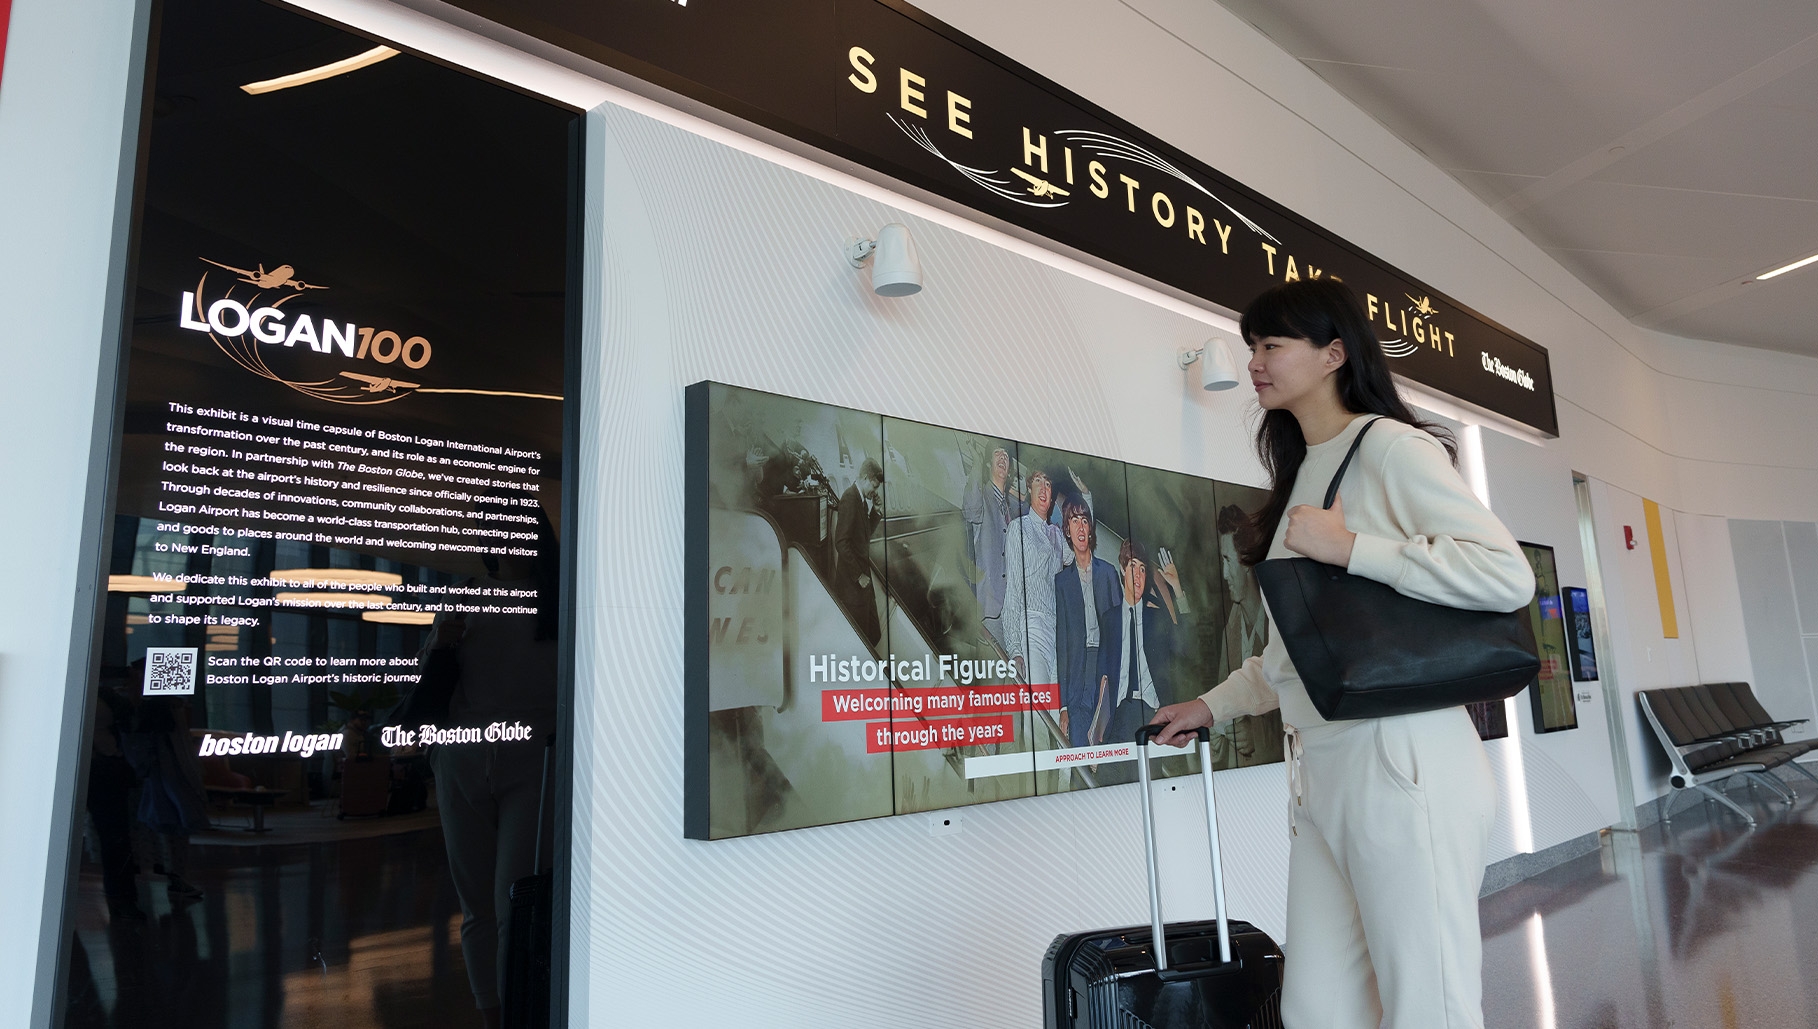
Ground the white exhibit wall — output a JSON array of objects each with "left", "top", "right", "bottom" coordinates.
[
  {"left": 1728, "top": 519, "right": 1818, "bottom": 747},
  {"left": 1674, "top": 512, "right": 1756, "bottom": 687},
  {"left": 1583, "top": 479, "right": 1708, "bottom": 806},
  {"left": 1477, "top": 430, "right": 1624, "bottom": 842},
  {"left": 572, "top": 99, "right": 1297, "bottom": 1029}
]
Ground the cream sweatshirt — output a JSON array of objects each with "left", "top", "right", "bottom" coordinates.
[{"left": 1197, "top": 413, "right": 1536, "bottom": 729}]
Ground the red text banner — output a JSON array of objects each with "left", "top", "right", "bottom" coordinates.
[{"left": 822, "top": 683, "right": 1059, "bottom": 722}]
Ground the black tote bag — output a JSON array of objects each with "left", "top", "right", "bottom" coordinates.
[{"left": 1254, "top": 418, "right": 1540, "bottom": 721}]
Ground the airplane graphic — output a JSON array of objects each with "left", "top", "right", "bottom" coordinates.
[
  {"left": 1010, "top": 167, "right": 1071, "bottom": 198},
  {"left": 1406, "top": 294, "right": 1439, "bottom": 317},
  {"left": 201, "top": 257, "right": 328, "bottom": 291},
  {"left": 340, "top": 371, "right": 420, "bottom": 394}
]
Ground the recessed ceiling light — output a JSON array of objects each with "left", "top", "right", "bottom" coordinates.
[
  {"left": 108, "top": 575, "right": 185, "bottom": 592},
  {"left": 1757, "top": 253, "right": 1818, "bottom": 281},
  {"left": 362, "top": 610, "right": 436, "bottom": 625},
  {"left": 240, "top": 45, "right": 399, "bottom": 95}
]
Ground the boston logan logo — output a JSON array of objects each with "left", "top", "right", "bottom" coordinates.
[{"left": 178, "top": 257, "right": 559, "bottom": 405}]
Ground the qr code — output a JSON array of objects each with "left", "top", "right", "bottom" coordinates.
[{"left": 143, "top": 647, "right": 199, "bottom": 696}]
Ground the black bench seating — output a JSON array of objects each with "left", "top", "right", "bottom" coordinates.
[{"left": 1637, "top": 682, "right": 1818, "bottom": 828}]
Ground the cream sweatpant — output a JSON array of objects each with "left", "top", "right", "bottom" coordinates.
[{"left": 1280, "top": 706, "right": 1496, "bottom": 1029}]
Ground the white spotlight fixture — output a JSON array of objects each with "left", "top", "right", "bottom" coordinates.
[
  {"left": 846, "top": 223, "right": 923, "bottom": 297},
  {"left": 1178, "top": 333, "right": 1241, "bottom": 391}
]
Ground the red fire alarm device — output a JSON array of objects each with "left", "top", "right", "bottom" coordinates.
[{"left": 1623, "top": 526, "right": 1637, "bottom": 550}]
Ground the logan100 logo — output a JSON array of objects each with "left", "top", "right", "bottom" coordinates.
[{"left": 177, "top": 256, "right": 435, "bottom": 405}]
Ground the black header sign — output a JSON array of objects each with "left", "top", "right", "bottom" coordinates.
[{"left": 449, "top": 0, "right": 1558, "bottom": 435}]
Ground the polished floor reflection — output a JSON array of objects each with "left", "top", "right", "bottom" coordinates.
[
  {"left": 1483, "top": 775, "right": 1818, "bottom": 1029},
  {"left": 64, "top": 825, "right": 482, "bottom": 1029}
]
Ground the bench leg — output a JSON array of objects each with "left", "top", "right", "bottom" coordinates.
[
  {"left": 1786, "top": 761, "right": 1818, "bottom": 787},
  {"left": 1747, "top": 771, "right": 1794, "bottom": 804},
  {"left": 1693, "top": 783, "right": 1758, "bottom": 828}
]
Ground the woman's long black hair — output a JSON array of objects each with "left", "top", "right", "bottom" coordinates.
[{"left": 1235, "top": 278, "right": 1455, "bottom": 566}]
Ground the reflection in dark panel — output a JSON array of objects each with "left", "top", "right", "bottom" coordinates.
[{"left": 60, "top": 0, "right": 575, "bottom": 1026}]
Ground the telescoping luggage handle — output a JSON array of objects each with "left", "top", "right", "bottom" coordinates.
[{"left": 1134, "top": 724, "right": 1233, "bottom": 977}]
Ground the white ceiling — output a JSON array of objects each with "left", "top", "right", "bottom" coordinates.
[{"left": 1209, "top": 0, "right": 1818, "bottom": 357}]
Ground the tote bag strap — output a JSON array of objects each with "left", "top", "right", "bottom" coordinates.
[{"left": 1322, "top": 417, "right": 1387, "bottom": 510}]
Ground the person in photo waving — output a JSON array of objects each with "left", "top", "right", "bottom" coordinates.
[{"left": 1149, "top": 278, "right": 1533, "bottom": 1029}]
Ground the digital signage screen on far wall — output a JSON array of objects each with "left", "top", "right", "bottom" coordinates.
[{"left": 53, "top": 1, "right": 580, "bottom": 1027}]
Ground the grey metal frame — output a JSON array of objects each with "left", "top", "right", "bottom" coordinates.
[{"left": 32, "top": 3, "right": 159, "bottom": 1026}]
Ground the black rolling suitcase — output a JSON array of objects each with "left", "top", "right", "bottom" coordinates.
[
  {"left": 502, "top": 736, "right": 555, "bottom": 1029},
  {"left": 1043, "top": 726, "right": 1284, "bottom": 1029}
]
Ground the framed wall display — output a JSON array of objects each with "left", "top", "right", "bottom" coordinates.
[
  {"left": 1563, "top": 586, "right": 1599, "bottom": 682},
  {"left": 683, "top": 381, "right": 1284, "bottom": 839},
  {"left": 53, "top": 1, "right": 581, "bottom": 1025},
  {"left": 1521, "top": 542, "right": 1578, "bottom": 733}
]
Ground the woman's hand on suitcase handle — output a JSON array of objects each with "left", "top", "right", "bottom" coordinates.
[{"left": 1148, "top": 699, "right": 1214, "bottom": 748}]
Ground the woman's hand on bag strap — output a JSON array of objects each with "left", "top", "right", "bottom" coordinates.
[{"left": 1283, "top": 492, "right": 1357, "bottom": 567}]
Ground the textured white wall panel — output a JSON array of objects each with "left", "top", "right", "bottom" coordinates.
[
  {"left": 1674, "top": 512, "right": 1755, "bottom": 687},
  {"left": 572, "top": 101, "right": 1284, "bottom": 1028},
  {"left": 1729, "top": 520, "right": 1818, "bottom": 744}
]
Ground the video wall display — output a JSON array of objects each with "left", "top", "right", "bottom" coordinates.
[
  {"left": 684, "top": 382, "right": 1282, "bottom": 840},
  {"left": 1522, "top": 542, "right": 1578, "bottom": 734},
  {"left": 57, "top": 1, "right": 577, "bottom": 1027}
]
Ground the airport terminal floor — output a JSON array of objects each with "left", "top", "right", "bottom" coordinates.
[
  {"left": 56, "top": 763, "right": 1818, "bottom": 1029},
  {"left": 1480, "top": 774, "right": 1818, "bottom": 1029}
]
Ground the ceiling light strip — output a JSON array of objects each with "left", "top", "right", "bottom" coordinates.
[
  {"left": 240, "top": 45, "right": 399, "bottom": 95},
  {"left": 1757, "top": 253, "right": 1818, "bottom": 281}
]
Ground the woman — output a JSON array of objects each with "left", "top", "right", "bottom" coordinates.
[
  {"left": 428, "top": 503, "right": 561, "bottom": 1029},
  {"left": 1149, "top": 278, "right": 1532, "bottom": 1029}
]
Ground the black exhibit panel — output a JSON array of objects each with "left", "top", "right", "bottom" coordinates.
[{"left": 58, "top": 2, "right": 577, "bottom": 1028}]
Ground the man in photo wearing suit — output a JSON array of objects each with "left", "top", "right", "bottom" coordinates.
[
  {"left": 835, "top": 459, "right": 885, "bottom": 648},
  {"left": 1101, "top": 539, "right": 1186, "bottom": 750},
  {"left": 1053, "top": 496, "right": 1119, "bottom": 747},
  {"left": 962, "top": 444, "right": 1015, "bottom": 648}
]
